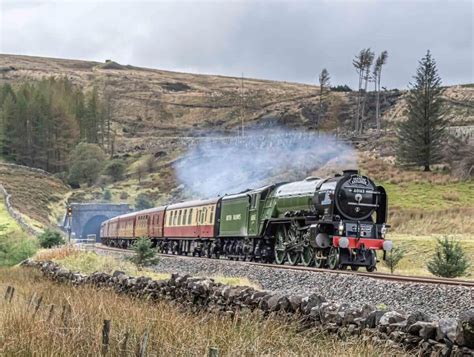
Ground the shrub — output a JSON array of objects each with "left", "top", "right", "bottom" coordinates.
[
  {"left": 135, "top": 193, "right": 153, "bottom": 210},
  {"left": 68, "top": 143, "right": 106, "bottom": 186},
  {"left": 128, "top": 237, "right": 159, "bottom": 268},
  {"left": 103, "top": 189, "right": 112, "bottom": 201},
  {"left": 38, "top": 229, "right": 65, "bottom": 249},
  {"left": 427, "top": 237, "right": 470, "bottom": 278},
  {"left": 0, "top": 226, "right": 37, "bottom": 266},
  {"left": 382, "top": 246, "right": 406, "bottom": 274},
  {"left": 104, "top": 159, "right": 126, "bottom": 181}
]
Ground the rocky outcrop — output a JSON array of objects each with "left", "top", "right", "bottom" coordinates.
[{"left": 21, "top": 259, "right": 474, "bottom": 356}]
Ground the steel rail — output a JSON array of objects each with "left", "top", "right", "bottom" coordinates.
[{"left": 91, "top": 244, "right": 474, "bottom": 288}]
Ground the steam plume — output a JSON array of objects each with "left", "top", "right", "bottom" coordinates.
[{"left": 173, "top": 129, "right": 356, "bottom": 198}]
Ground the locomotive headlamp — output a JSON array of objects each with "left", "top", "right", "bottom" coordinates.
[
  {"left": 383, "top": 240, "right": 393, "bottom": 251},
  {"left": 381, "top": 223, "right": 387, "bottom": 239},
  {"left": 338, "top": 220, "right": 344, "bottom": 235},
  {"left": 338, "top": 236, "right": 350, "bottom": 249}
]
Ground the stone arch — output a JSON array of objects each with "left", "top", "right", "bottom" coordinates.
[{"left": 82, "top": 215, "right": 109, "bottom": 242}]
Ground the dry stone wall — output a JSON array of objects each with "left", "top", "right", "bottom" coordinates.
[
  {"left": 0, "top": 184, "right": 40, "bottom": 236},
  {"left": 21, "top": 259, "right": 474, "bottom": 356}
]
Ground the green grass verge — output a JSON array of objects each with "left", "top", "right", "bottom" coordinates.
[
  {"left": 0, "top": 201, "right": 37, "bottom": 266},
  {"left": 382, "top": 181, "right": 474, "bottom": 211},
  {"left": 377, "top": 233, "right": 474, "bottom": 278}
]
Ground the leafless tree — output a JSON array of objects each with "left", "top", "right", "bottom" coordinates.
[
  {"left": 373, "top": 51, "right": 388, "bottom": 133},
  {"left": 318, "top": 68, "right": 331, "bottom": 128},
  {"left": 353, "top": 48, "right": 374, "bottom": 133},
  {"left": 359, "top": 49, "right": 375, "bottom": 134}
]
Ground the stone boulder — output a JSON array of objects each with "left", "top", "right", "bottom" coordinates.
[
  {"left": 436, "top": 318, "right": 458, "bottom": 343},
  {"left": 407, "top": 321, "right": 437, "bottom": 341},
  {"left": 456, "top": 309, "right": 474, "bottom": 348},
  {"left": 301, "top": 294, "right": 326, "bottom": 315},
  {"left": 379, "top": 311, "right": 406, "bottom": 326}
]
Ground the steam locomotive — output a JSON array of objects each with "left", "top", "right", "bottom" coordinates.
[{"left": 100, "top": 170, "right": 392, "bottom": 271}]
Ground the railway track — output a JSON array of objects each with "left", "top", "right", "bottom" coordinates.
[{"left": 91, "top": 244, "right": 474, "bottom": 288}]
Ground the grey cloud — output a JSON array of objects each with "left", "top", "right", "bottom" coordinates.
[{"left": 0, "top": 0, "right": 472, "bottom": 88}]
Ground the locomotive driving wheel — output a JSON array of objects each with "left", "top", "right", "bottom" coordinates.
[
  {"left": 301, "top": 245, "right": 315, "bottom": 266},
  {"left": 314, "top": 248, "right": 327, "bottom": 268},
  {"left": 274, "top": 227, "right": 286, "bottom": 264},
  {"left": 327, "top": 246, "right": 341, "bottom": 270},
  {"left": 286, "top": 224, "right": 300, "bottom": 266}
]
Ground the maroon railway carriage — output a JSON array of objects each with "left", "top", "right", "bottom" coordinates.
[{"left": 163, "top": 198, "right": 220, "bottom": 239}]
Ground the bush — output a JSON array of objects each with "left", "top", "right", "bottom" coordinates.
[
  {"left": 128, "top": 237, "right": 159, "bottom": 268},
  {"left": 68, "top": 143, "right": 106, "bottom": 186},
  {"left": 0, "top": 226, "right": 37, "bottom": 266},
  {"left": 427, "top": 237, "right": 470, "bottom": 278},
  {"left": 382, "top": 246, "right": 406, "bottom": 274},
  {"left": 103, "top": 189, "right": 112, "bottom": 201},
  {"left": 135, "top": 193, "right": 153, "bottom": 210},
  {"left": 38, "top": 229, "right": 65, "bottom": 249},
  {"left": 104, "top": 159, "right": 126, "bottom": 181}
]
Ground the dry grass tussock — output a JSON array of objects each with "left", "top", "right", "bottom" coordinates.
[
  {"left": 389, "top": 208, "right": 474, "bottom": 235},
  {"left": 359, "top": 154, "right": 459, "bottom": 184},
  {"left": 0, "top": 268, "right": 401, "bottom": 356}
]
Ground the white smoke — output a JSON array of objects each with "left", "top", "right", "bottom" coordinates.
[{"left": 173, "top": 129, "right": 356, "bottom": 198}]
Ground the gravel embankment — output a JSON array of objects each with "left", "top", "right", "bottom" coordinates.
[{"left": 100, "top": 250, "right": 473, "bottom": 319}]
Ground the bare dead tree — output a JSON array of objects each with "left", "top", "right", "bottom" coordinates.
[
  {"left": 359, "top": 49, "right": 375, "bottom": 134},
  {"left": 318, "top": 68, "right": 331, "bottom": 129},
  {"left": 373, "top": 51, "right": 388, "bottom": 133},
  {"left": 353, "top": 48, "right": 376, "bottom": 133},
  {"left": 352, "top": 49, "right": 366, "bottom": 132}
]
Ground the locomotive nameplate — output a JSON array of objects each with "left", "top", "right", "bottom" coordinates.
[
  {"left": 348, "top": 176, "right": 369, "bottom": 186},
  {"left": 225, "top": 214, "right": 242, "bottom": 221}
]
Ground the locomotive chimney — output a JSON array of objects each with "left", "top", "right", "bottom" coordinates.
[{"left": 342, "top": 169, "right": 359, "bottom": 176}]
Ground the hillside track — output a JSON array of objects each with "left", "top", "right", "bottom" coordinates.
[{"left": 91, "top": 244, "right": 474, "bottom": 288}]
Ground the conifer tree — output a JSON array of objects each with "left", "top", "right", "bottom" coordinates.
[
  {"left": 397, "top": 51, "right": 447, "bottom": 171},
  {"left": 427, "top": 237, "right": 470, "bottom": 278}
]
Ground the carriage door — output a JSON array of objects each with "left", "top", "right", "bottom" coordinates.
[
  {"left": 195, "top": 207, "right": 202, "bottom": 238},
  {"left": 248, "top": 194, "right": 259, "bottom": 236}
]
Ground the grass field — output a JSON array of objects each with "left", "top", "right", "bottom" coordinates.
[
  {"left": 377, "top": 233, "right": 474, "bottom": 278},
  {"left": 0, "top": 267, "right": 400, "bottom": 356},
  {"left": 0, "top": 201, "right": 37, "bottom": 267}
]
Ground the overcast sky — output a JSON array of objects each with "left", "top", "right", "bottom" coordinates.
[{"left": 0, "top": 0, "right": 472, "bottom": 89}]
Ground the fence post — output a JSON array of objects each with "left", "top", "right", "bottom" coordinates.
[
  {"left": 27, "top": 292, "right": 37, "bottom": 310},
  {"left": 208, "top": 347, "right": 219, "bottom": 357},
  {"left": 33, "top": 295, "right": 43, "bottom": 318},
  {"left": 8, "top": 287, "right": 14, "bottom": 302},
  {"left": 47, "top": 304, "right": 55, "bottom": 322},
  {"left": 102, "top": 319, "right": 111, "bottom": 355},
  {"left": 139, "top": 328, "right": 150, "bottom": 357},
  {"left": 4, "top": 286, "right": 11, "bottom": 300}
]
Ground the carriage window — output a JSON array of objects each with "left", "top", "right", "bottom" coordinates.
[
  {"left": 173, "top": 211, "right": 178, "bottom": 226},
  {"left": 183, "top": 209, "right": 187, "bottom": 225},
  {"left": 210, "top": 207, "right": 215, "bottom": 223},
  {"left": 168, "top": 212, "right": 172, "bottom": 226},
  {"left": 188, "top": 208, "right": 193, "bottom": 224},
  {"left": 204, "top": 208, "right": 208, "bottom": 223}
]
